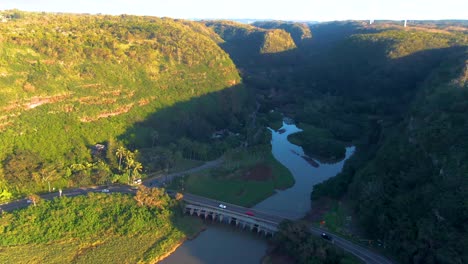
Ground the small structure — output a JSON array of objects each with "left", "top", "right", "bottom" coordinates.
[{"left": 91, "top": 143, "right": 106, "bottom": 155}]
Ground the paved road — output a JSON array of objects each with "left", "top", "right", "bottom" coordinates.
[
  {"left": 0, "top": 157, "right": 394, "bottom": 264},
  {"left": 183, "top": 193, "right": 285, "bottom": 225},
  {"left": 0, "top": 185, "right": 136, "bottom": 212},
  {"left": 309, "top": 226, "right": 394, "bottom": 264},
  {"left": 182, "top": 193, "right": 394, "bottom": 264},
  {"left": 0, "top": 157, "right": 222, "bottom": 213}
]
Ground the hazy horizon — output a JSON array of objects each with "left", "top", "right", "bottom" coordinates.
[{"left": 1, "top": 0, "right": 467, "bottom": 22}]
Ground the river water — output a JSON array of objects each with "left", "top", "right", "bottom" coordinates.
[{"left": 161, "top": 122, "right": 355, "bottom": 264}]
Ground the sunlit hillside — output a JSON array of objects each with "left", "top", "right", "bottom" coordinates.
[{"left": 0, "top": 10, "right": 250, "bottom": 198}]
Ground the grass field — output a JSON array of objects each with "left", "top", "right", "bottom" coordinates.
[
  {"left": 171, "top": 146, "right": 294, "bottom": 207},
  {"left": 0, "top": 194, "right": 204, "bottom": 264},
  {"left": 0, "top": 231, "right": 185, "bottom": 264}
]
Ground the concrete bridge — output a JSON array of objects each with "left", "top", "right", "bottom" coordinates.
[
  {"left": 182, "top": 193, "right": 394, "bottom": 264},
  {"left": 182, "top": 193, "right": 285, "bottom": 236}
]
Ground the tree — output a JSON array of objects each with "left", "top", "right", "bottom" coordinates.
[
  {"left": 134, "top": 186, "right": 169, "bottom": 209},
  {"left": 38, "top": 165, "right": 60, "bottom": 192},
  {"left": 175, "top": 192, "right": 184, "bottom": 201},
  {"left": 115, "top": 146, "right": 126, "bottom": 171},
  {"left": 3, "top": 150, "right": 44, "bottom": 188},
  {"left": 131, "top": 161, "right": 143, "bottom": 183},
  {"left": 28, "top": 194, "right": 41, "bottom": 206}
]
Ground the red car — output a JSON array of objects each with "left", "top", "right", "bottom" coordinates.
[{"left": 245, "top": 211, "right": 255, "bottom": 216}]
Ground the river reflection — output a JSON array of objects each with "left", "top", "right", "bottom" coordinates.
[
  {"left": 254, "top": 122, "right": 355, "bottom": 219},
  {"left": 159, "top": 223, "right": 268, "bottom": 264},
  {"left": 161, "top": 121, "right": 354, "bottom": 263}
]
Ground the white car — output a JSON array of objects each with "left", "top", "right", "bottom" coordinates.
[
  {"left": 219, "top": 204, "right": 227, "bottom": 209},
  {"left": 101, "top": 189, "right": 110, "bottom": 193},
  {"left": 133, "top": 179, "right": 142, "bottom": 184}
]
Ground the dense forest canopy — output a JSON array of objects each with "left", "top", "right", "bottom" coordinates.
[{"left": 215, "top": 18, "right": 467, "bottom": 263}]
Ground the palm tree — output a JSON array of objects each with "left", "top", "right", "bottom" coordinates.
[
  {"left": 115, "top": 147, "right": 126, "bottom": 171},
  {"left": 132, "top": 162, "right": 143, "bottom": 183},
  {"left": 125, "top": 157, "right": 135, "bottom": 184}
]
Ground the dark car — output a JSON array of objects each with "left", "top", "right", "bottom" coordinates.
[
  {"left": 321, "top": 233, "right": 332, "bottom": 241},
  {"left": 245, "top": 211, "right": 255, "bottom": 216}
]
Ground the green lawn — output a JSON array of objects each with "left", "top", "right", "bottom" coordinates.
[{"left": 173, "top": 146, "right": 294, "bottom": 207}]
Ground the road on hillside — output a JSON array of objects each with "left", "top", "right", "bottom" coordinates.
[
  {"left": 0, "top": 157, "right": 394, "bottom": 264},
  {"left": 143, "top": 157, "right": 223, "bottom": 187},
  {"left": 309, "top": 226, "right": 394, "bottom": 264},
  {"left": 0, "top": 157, "right": 223, "bottom": 213}
]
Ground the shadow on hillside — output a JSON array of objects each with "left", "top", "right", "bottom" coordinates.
[
  {"left": 218, "top": 25, "right": 467, "bottom": 116},
  {"left": 116, "top": 83, "right": 256, "bottom": 172},
  {"left": 115, "top": 82, "right": 269, "bottom": 261}
]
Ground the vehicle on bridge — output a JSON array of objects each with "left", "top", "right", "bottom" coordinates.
[
  {"left": 218, "top": 204, "right": 227, "bottom": 209},
  {"left": 321, "top": 233, "right": 332, "bottom": 241},
  {"left": 245, "top": 211, "right": 255, "bottom": 216}
]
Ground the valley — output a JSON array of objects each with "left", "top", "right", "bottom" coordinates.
[{"left": 0, "top": 9, "right": 467, "bottom": 264}]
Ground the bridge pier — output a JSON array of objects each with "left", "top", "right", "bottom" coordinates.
[{"left": 184, "top": 203, "right": 280, "bottom": 237}]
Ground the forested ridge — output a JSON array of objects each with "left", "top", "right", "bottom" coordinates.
[
  {"left": 212, "top": 19, "right": 467, "bottom": 263},
  {"left": 249, "top": 22, "right": 467, "bottom": 263}
]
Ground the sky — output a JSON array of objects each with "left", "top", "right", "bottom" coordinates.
[{"left": 1, "top": 0, "right": 467, "bottom": 22}]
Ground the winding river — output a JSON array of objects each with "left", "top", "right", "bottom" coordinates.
[{"left": 161, "top": 122, "right": 355, "bottom": 264}]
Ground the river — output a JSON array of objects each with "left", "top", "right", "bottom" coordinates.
[{"left": 160, "top": 121, "right": 355, "bottom": 264}]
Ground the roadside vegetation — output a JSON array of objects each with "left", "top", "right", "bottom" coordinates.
[
  {"left": 0, "top": 188, "right": 202, "bottom": 263},
  {"left": 268, "top": 220, "right": 361, "bottom": 264}
]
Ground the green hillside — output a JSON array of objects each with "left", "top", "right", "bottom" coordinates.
[
  {"left": 295, "top": 25, "right": 468, "bottom": 263},
  {"left": 0, "top": 11, "right": 249, "bottom": 199},
  {"left": 345, "top": 50, "right": 468, "bottom": 263},
  {"left": 203, "top": 20, "right": 296, "bottom": 60},
  {"left": 215, "top": 20, "right": 467, "bottom": 263},
  {"left": 252, "top": 21, "right": 312, "bottom": 45}
]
